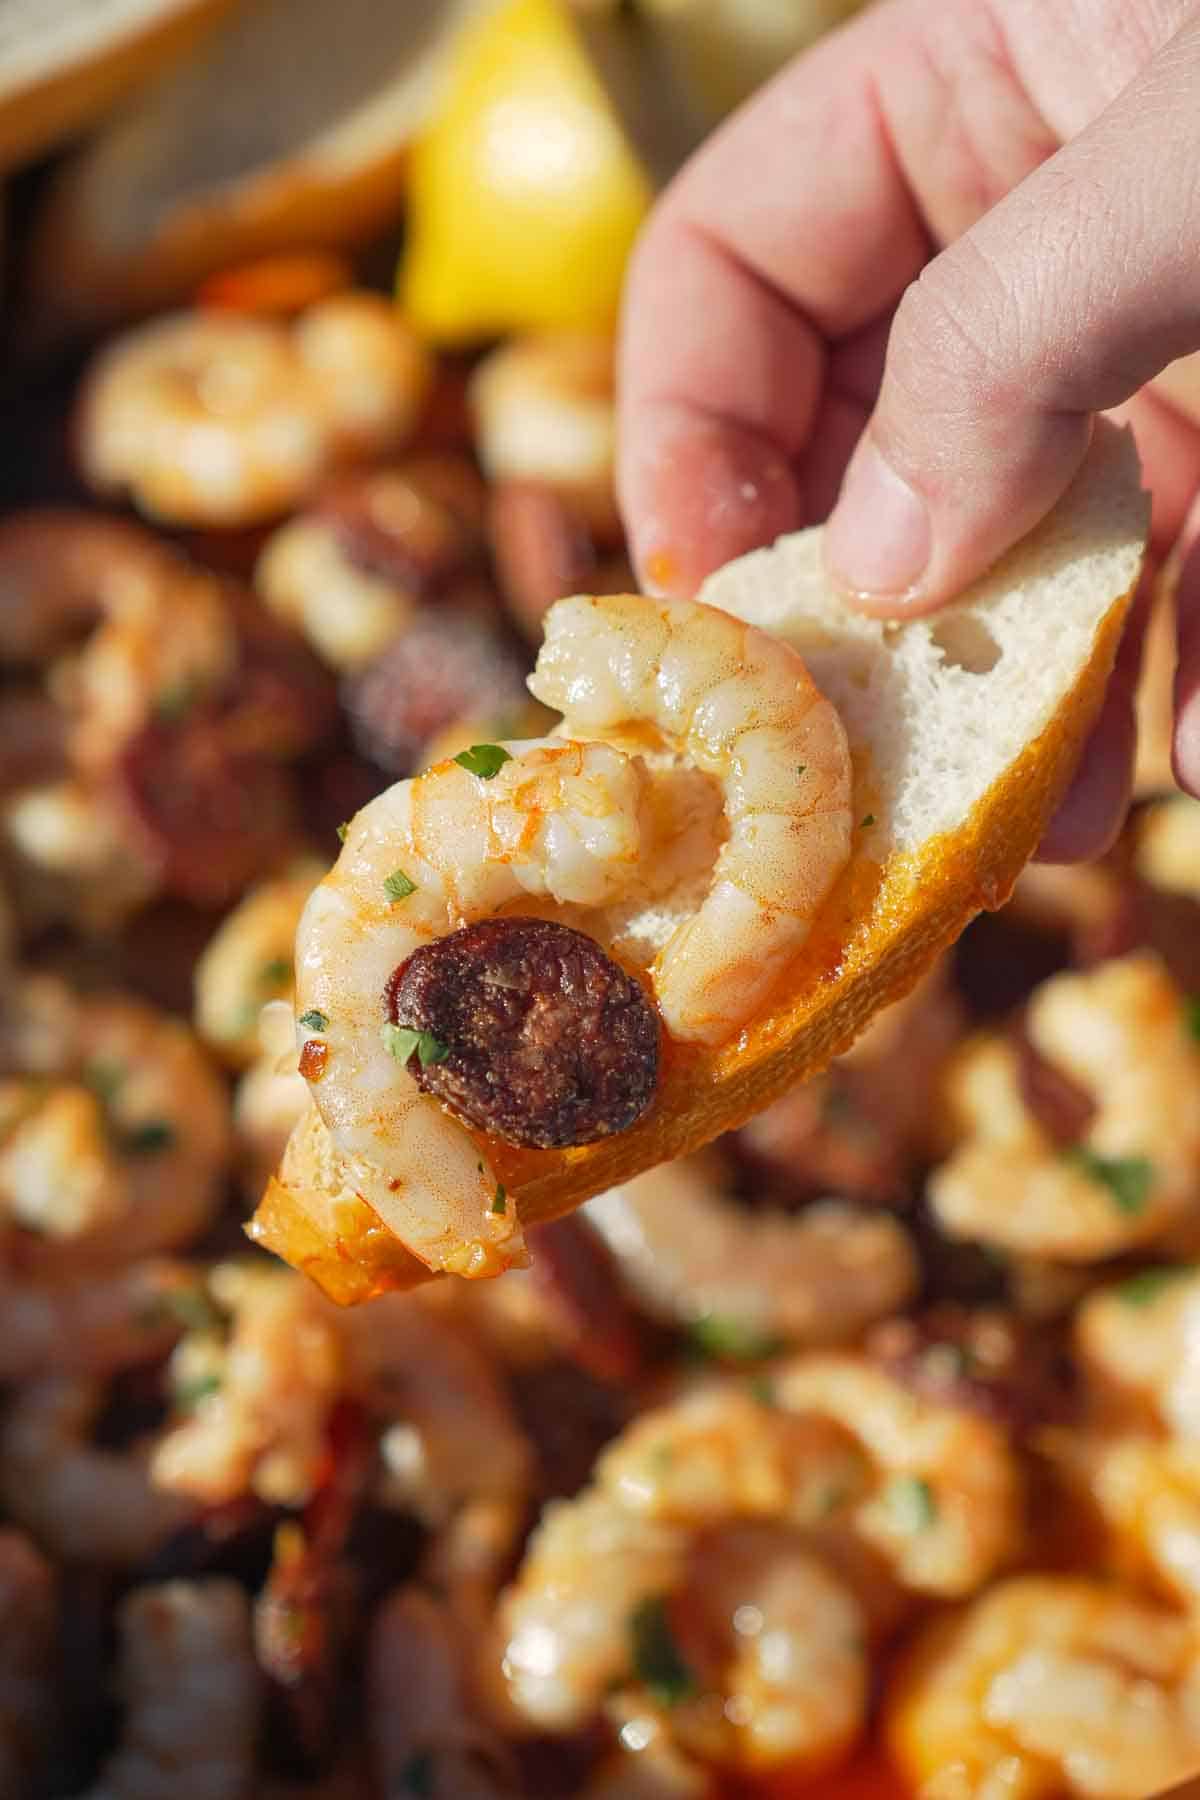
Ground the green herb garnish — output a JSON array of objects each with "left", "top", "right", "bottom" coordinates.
[
  {"left": 259, "top": 958, "right": 292, "bottom": 988},
  {"left": 796, "top": 763, "right": 807, "bottom": 778},
  {"left": 491, "top": 1183, "right": 507, "bottom": 1216},
  {"left": 684, "top": 1314, "right": 785, "bottom": 1364},
  {"left": 1117, "top": 1264, "right": 1195, "bottom": 1308},
  {"left": 748, "top": 1374, "right": 776, "bottom": 1407},
  {"left": 397, "top": 1751, "right": 434, "bottom": 1797},
  {"left": 1064, "top": 1147, "right": 1154, "bottom": 1215},
  {"left": 83, "top": 1060, "right": 125, "bottom": 1106},
  {"left": 122, "top": 1120, "right": 175, "bottom": 1155},
  {"left": 454, "top": 743, "right": 512, "bottom": 780},
  {"left": 381, "top": 1024, "right": 451, "bottom": 1068},
  {"left": 155, "top": 677, "right": 201, "bottom": 722},
  {"left": 298, "top": 1010, "right": 328, "bottom": 1032},
  {"left": 1185, "top": 996, "right": 1200, "bottom": 1043},
  {"left": 140, "top": 1285, "right": 226, "bottom": 1336},
  {"left": 884, "top": 1475, "right": 938, "bottom": 1532},
  {"left": 861, "top": 813, "right": 876, "bottom": 828},
  {"left": 629, "top": 1596, "right": 697, "bottom": 1708},
  {"left": 172, "top": 1372, "right": 222, "bottom": 1411},
  {"left": 336, "top": 821, "right": 350, "bottom": 843},
  {"left": 383, "top": 868, "right": 418, "bottom": 903}
]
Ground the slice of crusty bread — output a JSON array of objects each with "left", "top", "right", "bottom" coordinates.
[
  {"left": 23, "top": 0, "right": 497, "bottom": 338},
  {"left": 0, "top": 0, "right": 235, "bottom": 173},
  {"left": 250, "top": 420, "right": 1149, "bottom": 1303}
]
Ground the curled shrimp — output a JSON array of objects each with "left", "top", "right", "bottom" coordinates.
[
  {"left": 887, "top": 1574, "right": 1200, "bottom": 1800},
  {"left": 0, "top": 1255, "right": 195, "bottom": 1384},
  {"left": 470, "top": 332, "right": 619, "bottom": 537},
  {"left": 193, "top": 859, "right": 323, "bottom": 1068},
  {"left": 0, "top": 1530, "right": 57, "bottom": 1800},
  {"left": 586, "top": 1160, "right": 917, "bottom": 1348},
  {"left": 81, "top": 1580, "right": 260, "bottom": 1800},
  {"left": 1136, "top": 792, "right": 1200, "bottom": 897},
  {"left": 930, "top": 953, "right": 1200, "bottom": 1260},
  {"left": 1076, "top": 1264, "right": 1200, "bottom": 1435},
  {"left": 770, "top": 1354, "right": 1024, "bottom": 1597},
  {"left": 151, "top": 1260, "right": 344, "bottom": 1509},
  {"left": 0, "top": 1375, "right": 194, "bottom": 1564},
  {"left": 0, "top": 975, "right": 229, "bottom": 1262},
  {"left": 528, "top": 593, "right": 853, "bottom": 1044},
  {"left": 0, "top": 509, "right": 236, "bottom": 771},
  {"left": 77, "top": 294, "right": 432, "bottom": 526},
  {"left": 370, "top": 1588, "right": 520, "bottom": 1800},
  {"left": 294, "top": 592, "right": 850, "bottom": 1276}
]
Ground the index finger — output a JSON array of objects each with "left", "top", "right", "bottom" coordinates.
[{"left": 616, "top": 0, "right": 1053, "bottom": 592}]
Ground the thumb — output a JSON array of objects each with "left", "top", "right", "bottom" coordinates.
[{"left": 825, "top": 17, "right": 1200, "bottom": 614}]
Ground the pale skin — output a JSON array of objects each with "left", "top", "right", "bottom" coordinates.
[{"left": 619, "top": 0, "right": 1200, "bottom": 860}]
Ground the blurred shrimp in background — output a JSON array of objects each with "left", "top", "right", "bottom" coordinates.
[{"left": 8, "top": 1, "right": 1200, "bottom": 1797}]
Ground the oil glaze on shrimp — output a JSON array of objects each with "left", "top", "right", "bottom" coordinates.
[{"left": 294, "top": 591, "right": 851, "bottom": 1277}]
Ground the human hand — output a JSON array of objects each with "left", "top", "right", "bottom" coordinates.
[{"left": 618, "top": 0, "right": 1200, "bottom": 859}]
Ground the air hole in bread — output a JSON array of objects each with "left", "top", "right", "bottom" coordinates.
[{"left": 930, "top": 616, "right": 1001, "bottom": 675}]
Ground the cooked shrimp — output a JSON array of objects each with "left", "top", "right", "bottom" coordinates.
[
  {"left": 0, "top": 509, "right": 236, "bottom": 770},
  {"left": 233, "top": 1036, "right": 310, "bottom": 1202},
  {"left": 1137, "top": 793, "right": 1200, "bottom": 897},
  {"left": 1075, "top": 1264, "right": 1200, "bottom": 1436},
  {"left": 771, "top": 1355, "right": 1024, "bottom": 1596},
  {"left": 296, "top": 737, "right": 645, "bottom": 1276},
  {"left": 295, "top": 591, "right": 849, "bottom": 1274},
  {"left": 586, "top": 1162, "right": 917, "bottom": 1347},
  {"left": 501, "top": 1379, "right": 894, "bottom": 1777},
  {"left": 470, "top": 332, "right": 619, "bottom": 538},
  {"left": 529, "top": 593, "right": 854, "bottom": 1044},
  {"left": 78, "top": 295, "right": 431, "bottom": 526},
  {"left": 194, "top": 859, "right": 322, "bottom": 1067},
  {"left": 370, "top": 1588, "right": 520, "bottom": 1800},
  {"left": 3, "top": 778, "right": 160, "bottom": 930},
  {"left": 929, "top": 954, "right": 1200, "bottom": 1260},
  {"left": 151, "top": 1261, "right": 343, "bottom": 1508},
  {"left": 0, "top": 976, "right": 229, "bottom": 1263},
  {"left": 502, "top": 1495, "right": 870, "bottom": 1776},
  {"left": 0, "top": 1255, "right": 195, "bottom": 1383},
  {"left": 0, "top": 1376, "right": 194, "bottom": 1564},
  {"left": 256, "top": 455, "right": 486, "bottom": 671},
  {"left": 0, "top": 1530, "right": 57, "bottom": 1800},
  {"left": 887, "top": 1575, "right": 1200, "bottom": 1799},
  {"left": 1055, "top": 1432, "right": 1200, "bottom": 1609},
  {"left": 81, "top": 1580, "right": 260, "bottom": 1800},
  {"left": 337, "top": 1288, "right": 533, "bottom": 1522}
]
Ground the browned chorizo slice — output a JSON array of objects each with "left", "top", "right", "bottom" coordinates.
[{"left": 385, "top": 917, "right": 659, "bottom": 1150}]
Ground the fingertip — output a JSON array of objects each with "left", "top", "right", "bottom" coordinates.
[
  {"left": 1172, "top": 528, "right": 1200, "bottom": 796},
  {"left": 619, "top": 409, "right": 802, "bottom": 597},
  {"left": 1036, "top": 639, "right": 1140, "bottom": 864}
]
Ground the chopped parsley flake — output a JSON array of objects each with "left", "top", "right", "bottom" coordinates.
[
  {"left": 796, "top": 763, "right": 807, "bottom": 778},
  {"left": 1064, "top": 1147, "right": 1154, "bottom": 1214},
  {"left": 155, "top": 677, "right": 201, "bottom": 722},
  {"left": 137, "top": 1285, "right": 226, "bottom": 1336},
  {"left": 1117, "top": 1264, "right": 1195, "bottom": 1307},
  {"left": 336, "top": 821, "right": 350, "bottom": 843},
  {"left": 83, "top": 1060, "right": 125, "bottom": 1106},
  {"left": 491, "top": 1183, "right": 507, "bottom": 1216},
  {"left": 173, "top": 1371, "right": 222, "bottom": 1411},
  {"left": 398, "top": 1751, "right": 434, "bottom": 1797},
  {"left": 861, "top": 813, "right": 876, "bottom": 828},
  {"left": 298, "top": 1010, "right": 328, "bottom": 1032},
  {"left": 1185, "top": 996, "right": 1200, "bottom": 1043},
  {"left": 684, "top": 1314, "right": 784, "bottom": 1364},
  {"left": 381, "top": 1024, "right": 451, "bottom": 1068},
  {"left": 884, "top": 1475, "right": 938, "bottom": 1532},
  {"left": 122, "top": 1120, "right": 175, "bottom": 1155},
  {"left": 454, "top": 743, "right": 512, "bottom": 780},
  {"left": 259, "top": 958, "right": 291, "bottom": 988},
  {"left": 383, "top": 868, "right": 418, "bottom": 903},
  {"left": 629, "top": 1596, "right": 697, "bottom": 1708}
]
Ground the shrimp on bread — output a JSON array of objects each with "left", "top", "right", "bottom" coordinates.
[{"left": 254, "top": 423, "right": 1148, "bottom": 1298}]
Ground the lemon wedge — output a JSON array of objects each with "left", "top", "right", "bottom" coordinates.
[{"left": 402, "top": 0, "right": 652, "bottom": 343}]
